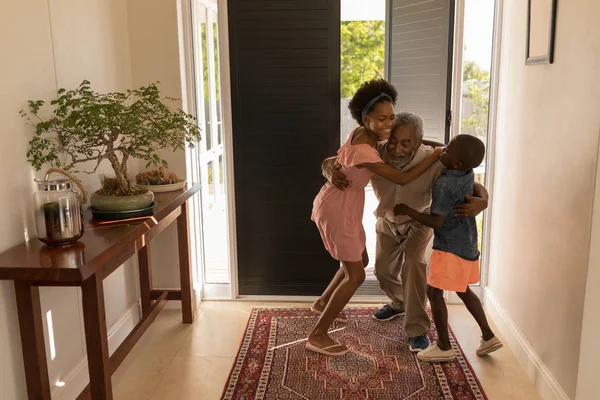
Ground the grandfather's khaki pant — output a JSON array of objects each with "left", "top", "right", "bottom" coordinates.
[{"left": 374, "top": 217, "right": 432, "bottom": 337}]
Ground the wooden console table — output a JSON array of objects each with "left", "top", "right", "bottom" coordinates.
[{"left": 0, "top": 184, "right": 201, "bottom": 399}]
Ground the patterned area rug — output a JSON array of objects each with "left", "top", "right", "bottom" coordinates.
[{"left": 221, "top": 308, "right": 487, "bottom": 400}]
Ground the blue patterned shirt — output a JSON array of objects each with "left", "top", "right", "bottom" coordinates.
[{"left": 431, "top": 169, "right": 480, "bottom": 261}]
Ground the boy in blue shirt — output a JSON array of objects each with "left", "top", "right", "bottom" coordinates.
[{"left": 394, "top": 134, "right": 502, "bottom": 362}]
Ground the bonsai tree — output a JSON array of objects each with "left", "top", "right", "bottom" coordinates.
[{"left": 22, "top": 80, "right": 201, "bottom": 196}]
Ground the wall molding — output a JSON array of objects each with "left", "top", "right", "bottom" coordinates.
[
  {"left": 51, "top": 284, "right": 200, "bottom": 398},
  {"left": 51, "top": 301, "right": 141, "bottom": 400},
  {"left": 485, "top": 289, "right": 570, "bottom": 400}
]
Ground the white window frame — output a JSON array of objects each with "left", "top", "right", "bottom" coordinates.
[
  {"left": 177, "top": 0, "right": 204, "bottom": 305},
  {"left": 446, "top": 0, "right": 503, "bottom": 304},
  {"left": 180, "top": 0, "right": 238, "bottom": 300}
]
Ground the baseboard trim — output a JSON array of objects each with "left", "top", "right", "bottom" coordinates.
[
  {"left": 484, "top": 289, "right": 570, "bottom": 400},
  {"left": 107, "top": 301, "right": 141, "bottom": 354},
  {"left": 161, "top": 287, "right": 200, "bottom": 309},
  {"left": 50, "top": 358, "right": 89, "bottom": 400},
  {"left": 51, "top": 302, "right": 141, "bottom": 400},
  {"left": 51, "top": 285, "right": 200, "bottom": 399}
]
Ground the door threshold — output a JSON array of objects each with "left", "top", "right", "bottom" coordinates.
[{"left": 205, "top": 294, "right": 386, "bottom": 303}]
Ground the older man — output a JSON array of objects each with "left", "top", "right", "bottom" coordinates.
[{"left": 322, "top": 112, "right": 488, "bottom": 352}]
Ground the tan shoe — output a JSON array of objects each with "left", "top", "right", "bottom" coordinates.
[
  {"left": 476, "top": 336, "right": 503, "bottom": 356},
  {"left": 417, "top": 342, "right": 456, "bottom": 362}
]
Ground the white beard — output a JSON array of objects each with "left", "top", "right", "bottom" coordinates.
[{"left": 388, "top": 152, "right": 416, "bottom": 169}]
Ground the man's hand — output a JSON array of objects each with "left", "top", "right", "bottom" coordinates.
[
  {"left": 323, "top": 158, "right": 350, "bottom": 190},
  {"left": 393, "top": 203, "right": 411, "bottom": 216},
  {"left": 453, "top": 194, "right": 488, "bottom": 217}
]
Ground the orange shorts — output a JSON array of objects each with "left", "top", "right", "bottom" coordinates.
[{"left": 428, "top": 250, "right": 480, "bottom": 293}]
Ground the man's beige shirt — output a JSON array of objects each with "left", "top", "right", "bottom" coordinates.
[{"left": 371, "top": 143, "right": 444, "bottom": 236}]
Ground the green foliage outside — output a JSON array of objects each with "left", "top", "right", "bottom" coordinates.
[
  {"left": 464, "top": 61, "right": 491, "bottom": 252},
  {"left": 461, "top": 60, "right": 490, "bottom": 139},
  {"left": 341, "top": 21, "right": 385, "bottom": 98}
]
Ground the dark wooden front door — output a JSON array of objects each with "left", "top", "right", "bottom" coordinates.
[{"left": 227, "top": 0, "right": 341, "bottom": 295}]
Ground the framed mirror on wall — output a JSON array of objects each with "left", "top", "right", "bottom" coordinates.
[{"left": 526, "top": 0, "right": 558, "bottom": 65}]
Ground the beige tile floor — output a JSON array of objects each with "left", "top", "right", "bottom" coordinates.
[{"left": 111, "top": 301, "right": 542, "bottom": 400}]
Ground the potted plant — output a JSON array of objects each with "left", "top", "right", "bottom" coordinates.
[{"left": 22, "top": 80, "right": 201, "bottom": 212}]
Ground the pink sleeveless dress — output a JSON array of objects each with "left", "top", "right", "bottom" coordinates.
[{"left": 311, "top": 131, "right": 384, "bottom": 262}]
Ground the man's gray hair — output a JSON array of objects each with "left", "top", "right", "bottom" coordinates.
[{"left": 395, "top": 111, "right": 424, "bottom": 141}]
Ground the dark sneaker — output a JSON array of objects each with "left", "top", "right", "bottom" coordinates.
[
  {"left": 372, "top": 304, "right": 404, "bottom": 321},
  {"left": 409, "top": 334, "right": 430, "bottom": 352}
]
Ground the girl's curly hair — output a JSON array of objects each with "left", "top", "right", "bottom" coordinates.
[{"left": 348, "top": 79, "right": 398, "bottom": 125}]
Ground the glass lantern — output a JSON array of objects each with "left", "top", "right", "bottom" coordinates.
[{"left": 34, "top": 178, "right": 84, "bottom": 246}]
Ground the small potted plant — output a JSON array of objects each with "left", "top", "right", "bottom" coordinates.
[{"left": 22, "top": 80, "right": 201, "bottom": 213}]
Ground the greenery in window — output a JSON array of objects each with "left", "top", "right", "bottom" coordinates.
[
  {"left": 461, "top": 60, "right": 490, "bottom": 139},
  {"left": 341, "top": 21, "right": 385, "bottom": 98}
]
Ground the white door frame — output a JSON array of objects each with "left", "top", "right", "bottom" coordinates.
[
  {"left": 479, "top": 0, "right": 504, "bottom": 302},
  {"left": 182, "top": 0, "right": 238, "bottom": 300},
  {"left": 215, "top": 0, "right": 239, "bottom": 300},
  {"left": 447, "top": 0, "right": 503, "bottom": 304},
  {"left": 200, "top": 0, "right": 239, "bottom": 300},
  {"left": 180, "top": 0, "right": 504, "bottom": 303},
  {"left": 177, "top": 0, "right": 204, "bottom": 306}
]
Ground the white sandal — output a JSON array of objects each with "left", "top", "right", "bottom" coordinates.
[{"left": 306, "top": 342, "right": 349, "bottom": 356}]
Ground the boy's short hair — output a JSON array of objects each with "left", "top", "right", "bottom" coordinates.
[{"left": 455, "top": 134, "right": 485, "bottom": 169}]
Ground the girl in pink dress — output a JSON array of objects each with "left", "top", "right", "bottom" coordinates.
[{"left": 307, "top": 79, "right": 443, "bottom": 356}]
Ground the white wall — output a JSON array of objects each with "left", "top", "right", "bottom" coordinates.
[
  {"left": 576, "top": 137, "right": 600, "bottom": 399},
  {"left": 128, "top": 0, "right": 186, "bottom": 181},
  {"left": 486, "top": 0, "right": 600, "bottom": 398},
  {"left": 0, "top": 0, "right": 145, "bottom": 398},
  {"left": 1, "top": 0, "right": 193, "bottom": 394},
  {"left": 0, "top": 3, "right": 55, "bottom": 397},
  {"left": 127, "top": 0, "right": 191, "bottom": 290}
]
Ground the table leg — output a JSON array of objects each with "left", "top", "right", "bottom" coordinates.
[
  {"left": 81, "top": 274, "right": 113, "bottom": 399},
  {"left": 138, "top": 245, "right": 153, "bottom": 317},
  {"left": 14, "top": 281, "right": 51, "bottom": 400},
  {"left": 177, "top": 202, "right": 194, "bottom": 323}
]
